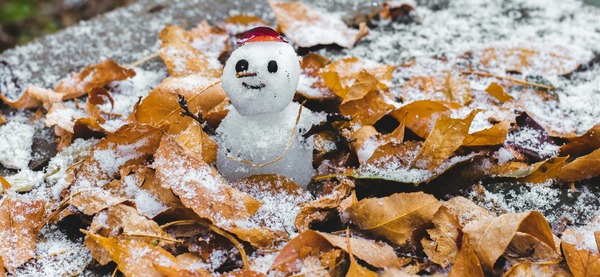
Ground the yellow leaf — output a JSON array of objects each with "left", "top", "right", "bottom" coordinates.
[
  {"left": 520, "top": 156, "right": 569, "bottom": 184},
  {"left": 55, "top": 60, "right": 135, "bottom": 100},
  {"left": 485, "top": 82, "right": 514, "bottom": 103},
  {"left": 562, "top": 242, "right": 600, "bottom": 277},
  {"left": 560, "top": 148, "right": 600, "bottom": 182},
  {"left": 448, "top": 236, "right": 484, "bottom": 277},
  {"left": 463, "top": 120, "right": 510, "bottom": 147}
]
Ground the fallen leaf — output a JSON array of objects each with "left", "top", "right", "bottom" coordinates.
[
  {"left": 0, "top": 86, "right": 62, "bottom": 109},
  {"left": 222, "top": 14, "right": 269, "bottom": 35},
  {"left": 271, "top": 230, "right": 406, "bottom": 273},
  {"left": 520, "top": 156, "right": 569, "bottom": 184},
  {"left": 85, "top": 204, "right": 173, "bottom": 265},
  {"left": 189, "top": 20, "right": 230, "bottom": 61},
  {"left": 401, "top": 73, "right": 472, "bottom": 105},
  {"left": 562, "top": 242, "right": 600, "bottom": 277},
  {"left": 340, "top": 89, "right": 395, "bottom": 126},
  {"left": 380, "top": 2, "right": 420, "bottom": 24},
  {"left": 503, "top": 261, "right": 572, "bottom": 277},
  {"left": 504, "top": 232, "right": 562, "bottom": 263},
  {"left": 346, "top": 192, "right": 441, "bottom": 246},
  {"left": 463, "top": 120, "right": 510, "bottom": 147},
  {"left": 269, "top": 0, "right": 369, "bottom": 48},
  {"left": 0, "top": 193, "right": 46, "bottom": 273},
  {"left": 445, "top": 73, "right": 473, "bottom": 105},
  {"left": 448, "top": 236, "right": 485, "bottom": 277},
  {"left": 154, "top": 135, "right": 261, "bottom": 222},
  {"left": 133, "top": 75, "right": 226, "bottom": 130},
  {"left": 85, "top": 232, "right": 192, "bottom": 277},
  {"left": 295, "top": 179, "right": 355, "bottom": 232},
  {"left": 560, "top": 148, "right": 600, "bottom": 182},
  {"left": 413, "top": 110, "right": 478, "bottom": 169},
  {"left": 485, "top": 82, "right": 514, "bottom": 103},
  {"left": 55, "top": 60, "right": 135, "bottom": 100},
  {"left": 321, "top": 57, "right": 395, "bottom": 99},
  {"left": 475, "top": 47, "right": 579, "bottom": 75},
  {"left": 69, "top": 186, "right": 127, "bottom": 216},
  {"left": 85, "top": 87, "right": 114, "bottom": 123},
  {"left": 463, "top": 211, "right": 555, "bottom": 272},
  {"left": 389, "top": 100, "right": 458, "bottom": 138},
  {"left": 158, "top": 25, "right": 221, "bottom": 78},
  {"left": 296, "top": 53, "right": 335, "bottom": 100},
  {"left": 176, "top": 121, "right": 218, "bottom": 164},
  {"left": 350, "top": 125, "right": 380, "bottom": 163},
  {"left": 559, "top": 125, "right": 600, "bottom": 157}
]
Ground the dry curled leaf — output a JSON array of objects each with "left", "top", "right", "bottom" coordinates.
[
  {"left": 295, "top": 179, "right": 355, "bottom": 232},
  {"left": 269, "top": 0, "right": 368, "bottom": 48},
  {"left": 154, "top": 135, "right": 261, "bottom": 222},
  {"left": 503, "top": 261, "right": 572, "bottom": 277},
  {"left": 560, "top": 148, "right": 600, "bottom": 182},
  {"left": 463, "top": 120, "right": 510, "bottom": 147},
  {"left": 559, "top": 125, "right": 600, "bottom": 157},
  {"left": 346, "top": 192, "right": 441, "bottom": 246},
  {"left": 55, "top": 60, "right": 135, "bottom": 100},
  {"left": 413, "top": 110, "right": 479, "bottom": 169},
  {"left": 562, "top": 242, "right": 600, "bottom": 277},
  {"left": 485, "top": 82, "right": 514, "bottom": 103},
  {"left": 520, "top": 156, "right": 569, "bottom": 184},
  {"left": 389, "top": 100, "right": 458, "bottom": 139},
  {"left": 321, "top": 57, "right": 395, "bottom": 100},
  {"left": 448, "top": 236, "right": 485, "bottom": 277},
  {"left": 0, "top": 194, "right": 46, "bottom": 273},
  {"left": 463, "top": 211, "right": 555, "bottom": 272},
  {"left": 176, "top": 121, "right": 218, "bottom": 164}
]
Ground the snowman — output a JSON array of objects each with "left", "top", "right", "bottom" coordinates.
[{"left": 215, "top": 27, "right": 318, "bottom": 188}]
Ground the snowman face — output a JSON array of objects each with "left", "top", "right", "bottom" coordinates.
[{"left": 222, "top": 41, "right": 300, "bottom": 116}]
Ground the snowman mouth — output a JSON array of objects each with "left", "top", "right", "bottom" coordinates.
[{"left": 242, "top": 82, "right": 266, "bottom": 90}]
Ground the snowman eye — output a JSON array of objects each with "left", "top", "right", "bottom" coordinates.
[
  {"left": 268, "top": 60, "right": 278, "bottom": 73},
  {"left": 236, "top": 59, "right": 249, "bottom": 73}
]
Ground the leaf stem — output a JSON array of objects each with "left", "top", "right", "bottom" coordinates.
[{"left": 461, "top": 70, "right": 555, "bottom": 90}]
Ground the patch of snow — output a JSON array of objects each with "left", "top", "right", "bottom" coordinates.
[{"left": 0, "top": 118, "right": 35, "bottom": 169}]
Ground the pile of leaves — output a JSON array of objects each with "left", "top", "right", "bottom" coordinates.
[{"left": 1, "top": 0, "right": 600, "bottom": 276}]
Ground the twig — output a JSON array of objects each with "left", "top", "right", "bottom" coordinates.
[
  {"left": 226, "top": 100, "right": 307, "bottom": 168},
  {"left": 156, "top": 80, "right": 222, "bottom": 127},
  {"left": 122, "top": 232, "right": 182, "bottom": 243},
  {"left": 129, "top": 52, "right": 160, "bottom": 67},
  {"left": 160, "top": 220, "right": 250, "bottom": 270},
  {"left": 461, "top": 70, "right": 555, "bottom": 90},
  {"left": 177, "top": 94, "right": 216, "bottom": 135},
  {"left": 313, "top": 173, "right": 352, "bottom": 182}
]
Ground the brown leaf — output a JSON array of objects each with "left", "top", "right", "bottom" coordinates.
[
  {"left": 503, "top": 262, "right": 572, "bottom": 277},
  {"left": 400, "top": 73, "right": 472, "bottom": 105},
  {"left": 520, "top": 156, "right": 569, "bottom": 184},
  {"left": 133, "top": 75, "right": 226, "bottom": 129},
  {"left": 413, "top": 110, "right": 478, "bottom": 169},
  {"left": 463, "top": 120, "right": 510, "bottom": 147},
  {"left": 296, "top": 53, "right": 335, "bottom": 100},
  {"left": 463, "top": 211, "right": 555, "bottom": 272},
  {"left": 389, "top": 100, "right": 458, "bottom": 138},
  {"left": 350, "top": 125, "right": 379, "bottom": 159},
  {"left": 475, "top": 47, "right": 579, "bottom": 75},
  {"left": 55, "top": 60, "right": 135, "bottom": 100},
  {"left": 380, "top": 2, "right": 420, "bottom": 23},
  {"left": 85, "top": 204, "right": 173, "bottom": 265},
  {"left": 0, "top": 86, "right": 63, "bottom": 110},
  {"left": 485, "top": 82, "right": 514, "bottom": 103},
  {"left": 154, "top": 135, "right": 261, "bottom": 222},
  {"left": 189, "top": 20, "right": 230, "bottom": 60},
  {"left": 346, "top": 192, "right": 441, "bottom": 246},
  {"left": 271, "top": 230, "right": 406, "bottom": 273},
  {"left": 295, "top": 179, "right": 355, "bottom": 232},
  {"left": 85, "top": 232, "right": 193, "bottom": 277},
  {"left": 504, "top": 232, "right": 562, "bottom": 264},
  {"left": 448, "top": 236, "right": 485, "bottom": 277},
  {"left": 69, "top": 186, "right": 127, "bottom": 216},
  {"left": 86, "top": 87, "right": 114, "bottom": 124},
  {"left": 562, "top": 242, "right": 600, "bottom": 277},
  {"left": 596, "top": 232, "right": 600, "bottom": 254},
  {"left": 0, "top": 194, "right": 46, "bottom": 273},
  {"left": 321, "top": 58, "right": 395, "bottom": 99},
  {"left": 221, "top": 15, "right": 269, "bottom": 35},
  {"left": 445, "top": 73, "right": 473, "bottom": 105},
  {"left": 560, "top": 148, "right": 600, "bottom": 182},
  {"left": 340, "top": 89, "right": 395, "bottom": 126},
  {"left": 269, "top": 0, "right": 369, "bottom": 48},
  {"left": 176, "top": 121, "right": 218, "bottom": 164},
  {"left": 560, "top": 125, "right": 600, "bottom": 157},
  {"left": 158, "top": 25, "right": 221, "bottom": 78}
]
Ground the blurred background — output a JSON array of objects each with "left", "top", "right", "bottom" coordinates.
[{"left": 0, "top": 0, "right": 135, "bottom": 53}]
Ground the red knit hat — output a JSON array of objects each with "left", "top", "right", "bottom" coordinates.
[{"left": 237, "top": 26, "right": 288, "bottom": 45}]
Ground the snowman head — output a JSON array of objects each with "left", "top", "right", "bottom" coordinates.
[{"left": 222, "top": 27, "right": 300, "bottom": 116}]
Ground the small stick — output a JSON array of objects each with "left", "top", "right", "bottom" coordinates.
[
  {"left": 178, "top": 94, "right": 216, "bottom": 135},
  {"left": 461, "top": 70, "right": 555, "bottom": 90},
  {"left": 129, "top": 52, "right": 160, "bottom": 67}
]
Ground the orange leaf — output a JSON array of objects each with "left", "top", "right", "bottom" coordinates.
[
  {"left": 222, "top": 15, "right": 269, "bottom": 35},
  {"left": 475, "top": 47, "right": 579, "bottom": 75},
  {"left": 560, "top": 148, "right": 600, "bottom": 182},
  {"left": 154, "top": 135, "right": 261, "bottom": 222},
  {"left": 321, "top": 57, "right": 395, "bottom": 99},
  {"left": 485, "top": 82, "right": 514, "bottom": 103},
  {"left": 560, "top": 125, "right": 600, "bottom": 157},
  {"left": 297, "top": 53, "right": 335, "bottom": 100},
  {"left": 133, "top": 75, "right": 226, "bottom": 129},
  {"left": 0, "top": 194, "right": 46, "bottom": 273},
  {"left": 176, "top": 121, "right": 218, "bottom": 164},
  {"left": 503, "top": 262, "right": 572, "bottom": 277},
  {"left": 55, "top": 60, "right": 135, "bottom": 100},
  {"left": 158, "top": 25, "right": 221, "bottom": 78},
  {"left": 413, "top": 110, "right": 479, "bottom": 169},
  {"left": 463, "top": 211, "right": 555, "bottom": 272},
  {"left": 389, "top": 100, "right": 457, "bottom": 138},
  {"left": 448, "top": 237, "right": 484, "bottom": 277},
  {"left": 295, "top": 179, "right": 355, "bottom": 232},
  {"left": 340, "top": 89, "right": 395, "bottom": 126},
  {"left": 346, "top": 192, "right": 441, "bottom": 246},
  {"left": 520, "top": 156, "right": 569, "bottom": 184},
  {"left": 463, "top": 120, "right": 510, "bottom": 147},
  {"left": 269, "top": 0, "right": 368, "bottom": 48},
  {"left": 562, "top": 242, "right": 600, "bottom": 277}
]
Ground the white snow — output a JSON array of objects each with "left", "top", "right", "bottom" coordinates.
[{"left": 0, "top": 119, "right": 35, "bottom": 169}]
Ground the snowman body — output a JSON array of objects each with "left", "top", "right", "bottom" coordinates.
[{"left": 215, "top": 34, "right": 317, "bottom": 187}]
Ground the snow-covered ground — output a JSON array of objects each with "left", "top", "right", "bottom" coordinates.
[{"left": 1, "top": 0, "right": 600, "bottom": 275}]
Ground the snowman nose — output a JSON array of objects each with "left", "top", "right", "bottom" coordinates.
[{"left": 236, "top": 72, "right": 257, "bottom": 78}]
